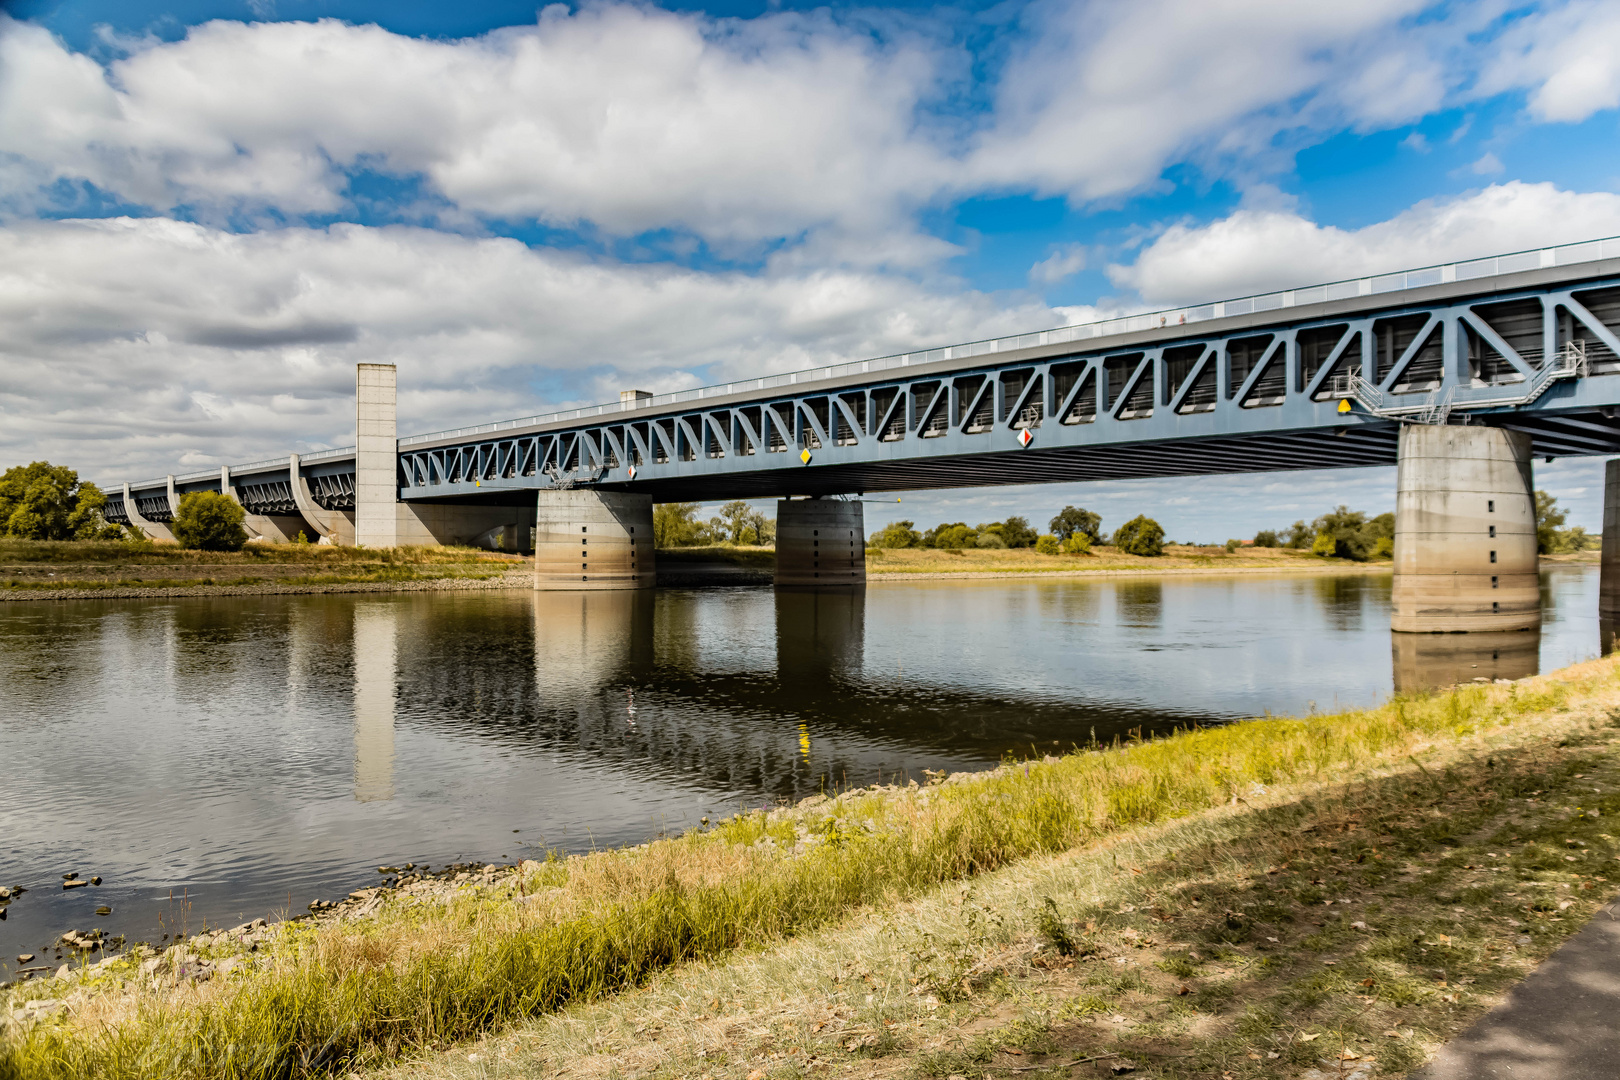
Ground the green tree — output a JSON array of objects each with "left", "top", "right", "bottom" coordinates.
[
  {"left": 1049, "top": 506, "right": 1102, "bottom": 543},
  {"left": 1310, "top": 505, "right": 1385, "bottom": 561},
  {"left": 1312, "top": 531, "right": 1338, "bottom": 557},
  {"left": 869, "top": 520, "right": 922, "bottom": 548},
  {"left": 974, "top": 529, "right": 1008, "bottom": 549},
  {"left": 713, "top": 500, "right": 756, "bottom": 544},
  {"left": 1536, "top": 490, "right": 1566, "bottom": 554},
  {"left": 1034, "top": 534, "right": 1060, "bottom": 555},
  {"left": 1252, "top": 529, "right": 1279, "bottom": 547},
  {"left": 654, "top": 502, "right": 715, "bottom": 547},
  {"left": 996, "top": 515, "right": 1038, "bottom": 548},
  {"left": 1281, "top": 520, "right": 1313, "bottom": 549},
  {"left": 1061, "top": 533, "right": 1092, "bottom": 555},
  {"left": 0, "top": 461, "right": 122, "bottom": 540},
  {"left": 741, "top": 508, "right": 773, "bottom": 545},
  {"left": 171, "top": 491, "right": 248, "bottom": 551},
  {"left": 1113, "top": 515, "right": 1165, "bottom": 556}
]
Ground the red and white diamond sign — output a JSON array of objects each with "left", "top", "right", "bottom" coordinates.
[
  {"left": 1017, "top": 428, "right": 1034, "bottom": 448},
  {"left": 627, "top": 465, "right": 637, "bottom": 479}
]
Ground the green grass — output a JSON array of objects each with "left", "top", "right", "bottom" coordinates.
[{"left": 0, "top": 662, "right": 1604, "bottom": 1080}]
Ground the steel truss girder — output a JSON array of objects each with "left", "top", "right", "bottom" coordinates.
[{"left": 390, "top": 274, "right": 1620, "bottom": 503}]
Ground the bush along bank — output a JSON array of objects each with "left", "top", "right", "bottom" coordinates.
[{"left": 1, "top": 663, "right": 1614, "bottom": 1080}]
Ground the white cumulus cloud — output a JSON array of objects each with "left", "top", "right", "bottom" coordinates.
[
  {"left": 0, "top": 217, "right": 1068, "bottom": 481},
  {"left": 1108, "top": 181, "right": 1620, "bottom": 306}
]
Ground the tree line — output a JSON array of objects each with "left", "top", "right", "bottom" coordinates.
[
  {"left": 1, "top": 460, "right": 252, "bottom": 551},
  {"left": 654, "top": 501, "right": 775, "bottom": 547},
  {"left": 870, "top": 506, "right": 1167, "bottom": 556},
  {"left": 1250, "top": 490, "right": 1597, "bottom": 561}
]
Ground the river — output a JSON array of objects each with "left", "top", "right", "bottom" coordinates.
[{"left": 0, "top": 566, "right": 1604, "bottom": 978}]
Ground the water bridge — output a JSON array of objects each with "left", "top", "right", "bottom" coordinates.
[{"left": 103, "top": 238, "right": 1620, "bottom": 631}]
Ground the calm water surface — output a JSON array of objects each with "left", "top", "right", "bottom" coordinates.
[{"left": 0, "top": 567, "right": 1604, "bottom": 977}]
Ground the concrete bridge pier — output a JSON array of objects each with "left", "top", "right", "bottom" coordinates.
[
  {"left": 122, "top": 481, "right": 175, "bottom": 542},
  {"left": 1391, "top": 424, "right": 1539, "bottom": 633},
  {"left": 533, "top": 489, "right": 655, "bottom": 591},
  {"left": 1601, "top": 461, "right": 1620, "bottom": 650},
  {"left": 775, "top": 498, "right": 865, "bottom": 588}
]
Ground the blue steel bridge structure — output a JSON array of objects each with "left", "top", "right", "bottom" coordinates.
[{"left": 106, "top": 238, "right": 1620, "bottom": 527}]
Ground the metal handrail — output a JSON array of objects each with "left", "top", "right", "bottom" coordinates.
[{"left": 1334, "top": 341, "right": 1589, "bottom": 423}]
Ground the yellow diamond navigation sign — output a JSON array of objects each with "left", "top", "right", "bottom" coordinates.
[{"left": 800, "top": 448, "right": 812, "bottom": 464}]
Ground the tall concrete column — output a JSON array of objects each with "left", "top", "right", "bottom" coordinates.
[
  {"left": 534, "top": 489, "right": 655, "bottom": 591},
  {"left": 775, "top": 498, "right": 865, "bottom": 587},
  {"left": 1601, "top": 460, "right": 1620, "bottom": 643},
  {"left": 1391, "top": 424, "right": 1538, "bottom": 633},
  {"left": 355, "top": 363, "right": 399, "bottom": 548}
]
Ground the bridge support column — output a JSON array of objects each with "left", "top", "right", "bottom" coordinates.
[
  {"left": 775, "top": 498, "right": 865, "bottom": 587},
  {"left": 1391, "top": 424, "right": 1538, "bottom": 633},
  {"left": 533, "top": 489, "right": 654, "bottom": 591},
  {"left": 290, "top": 453, "right": 355, "bottom": 545},
  {"left": 122, "top": 482, "right": 174, "bottom": 542},
  {"left": 355, "top": 363, "right": 399, "bottom": 548}
]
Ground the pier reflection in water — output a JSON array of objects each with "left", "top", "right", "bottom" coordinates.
[
  {"left": 0, "top": 567, "right": 1604, "bottom": 976},
  {"left": 1391, "top": 630, "right": 1541, "bottom": 692}
]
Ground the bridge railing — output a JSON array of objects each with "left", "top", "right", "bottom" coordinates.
[{"left": 396, "top": 236, "right": 1620, "bottom": 447}]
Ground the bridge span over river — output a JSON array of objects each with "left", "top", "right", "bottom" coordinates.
[{"left": 106, "top": 238, "right": 1620, "bottom": 632}]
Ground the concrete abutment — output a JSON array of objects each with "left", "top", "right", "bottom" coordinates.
[
  {"left": 1391, "top": 424, "right": 1538, "bottom": 633},
  {"left": 533, "top": 490, "right": 655, "bottom": 591},
  {"left": 774, "top": 499, "right": 865, "bottom": 588}
]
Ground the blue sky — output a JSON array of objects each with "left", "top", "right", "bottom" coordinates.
[{"left": 3, "top": 0, "right": 1620, "bottom": 537}]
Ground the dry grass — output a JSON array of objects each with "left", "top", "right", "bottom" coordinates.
[
  {"left": 3, "top": 659, "right": 1614, "bottom": 1080},
  {"left": 865, "top": 545, "right": 1383, "bottom": 577},
  {"left": 364, "top": 664, "right": 1620, "bottom": 1080}
]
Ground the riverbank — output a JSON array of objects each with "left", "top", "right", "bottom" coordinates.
[
  {"left": 4, "top": 540, "right": 1597, "bottom": 601},
  {"left": 0, "top": 539, "right": 528, "bottom": 601},
  {"left": 5, "top": 655, "right": 1620, "bottom": 1079}
]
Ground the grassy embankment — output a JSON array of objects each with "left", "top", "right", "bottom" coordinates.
[
  {"left": 866, "top": 543, "right": 1384, "bottom": 576},
  {"left": 0, "top": 539, "right": 522, "bottom": 593},
  {"left": 6, "top": 658, "right": 1620, "bottom": 1079}
]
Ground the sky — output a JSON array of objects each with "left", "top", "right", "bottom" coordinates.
[{"left": 3, "top": 0, "right": 1620, "bottom": 539}]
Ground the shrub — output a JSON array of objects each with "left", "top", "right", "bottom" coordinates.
[
  {"left": 1035, "top": 534, "right": 1060, "bottom": 555},
  {"left": 975, "top": 531, "right": 1007, "bottom": 549},
  {"left": 1374, "top": 536, "right": 1394, "bottom": 558},
  {"left": 1224, "top": 538, "right": 1241, "bottom": 553},
  {"left": 1062, "top": 533, "right": 1092, "bottom": 555},
  {"left": 869, "top": 520, "right": 922, "bottom": 548},
  {"left": 1253, "top": 529, "right": 1279, "bottom": 547},
  {"left": 929, "top": 523, "right": 976, "bottom": 549},
  {"left": 170, "top": 491, "right": 249, "bottom": 551},
  {"left": 1311, "top": 532, "right": 1337, "bottom": 557},
  {"left": 1113, "top": 515, "right": 1165, "bottom": 557}
]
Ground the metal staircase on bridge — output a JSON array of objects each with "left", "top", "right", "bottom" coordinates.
[{"left": 1332, "top": 341, "right": 1590, "bottom": 425}]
